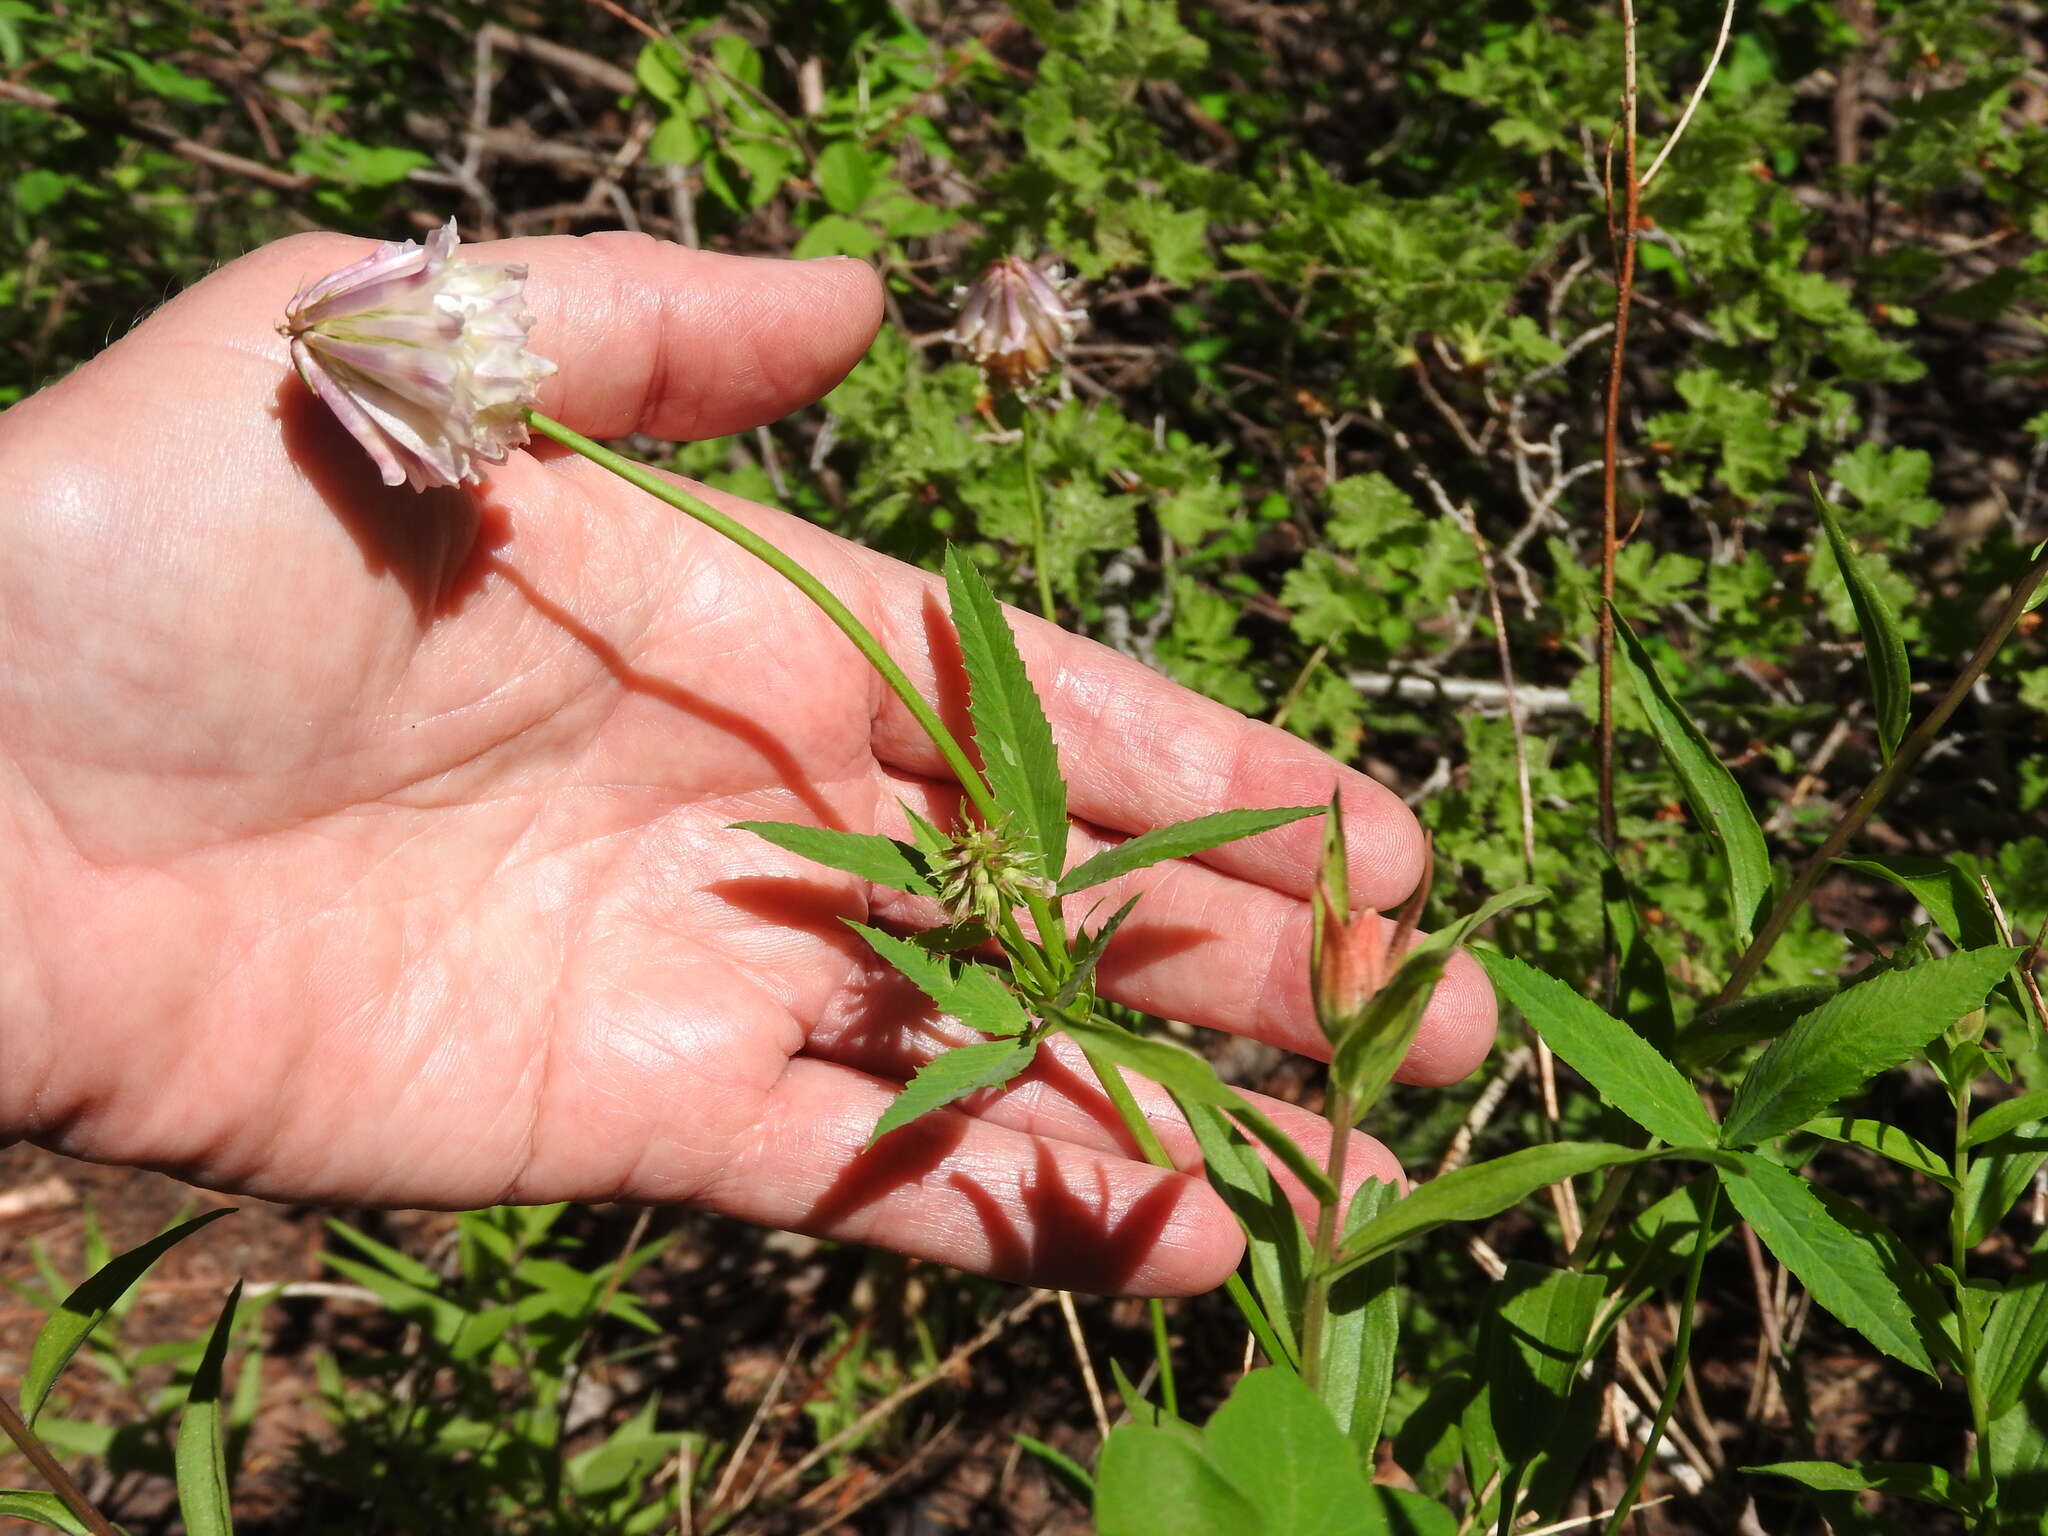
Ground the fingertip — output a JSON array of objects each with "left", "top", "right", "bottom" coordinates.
[
  {"left": 1396, "top": 946, "right": 1499, "bottom": 1087},
  {"left": 1341, "top": 786, "right": 1429, "bottom": 912}
]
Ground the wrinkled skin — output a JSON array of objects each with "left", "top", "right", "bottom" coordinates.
[{"left": 0, "top": 232, "right": 1494, "bottom": 1296}]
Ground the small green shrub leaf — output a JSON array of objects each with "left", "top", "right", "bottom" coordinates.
[
  {"left": 1723, "top": 947, "right": 2020, "bottom": 1146},
  {"left": 23, "top": 1208, "right": 235, "bottom": 1423},
  {"left": 1813, "top": 482, "right": 1912, "bottom": 760},
  {"left": 731, "top": 821, "right": 934, "bottom": 896},
  {"left": 1477, "top": 952, "right": 1718, "bottom": 1147},
  {"left": 175, "top": 1281, "right": 242, "bottom": 1536},
  {"left": 847, "top": 921, "right": 1031, "bottom": 1037},
  {"left": 869, "top": 1039, "right": 1035, "bottom": 1144},
  {"left": 1057, "top": 806, "right": 1324, "bottom": 894},
  {"left": 1723, "top": 1153, "right": 1944, "bottom": 1376},
  {"left": 943, "top": 546, "right": 1067, "bottom": 878},
  {"left": 1611, "top": 606, "right": 1772, "bottom": 941}
]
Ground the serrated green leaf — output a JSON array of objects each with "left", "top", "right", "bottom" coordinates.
[
  {"left": 175, "top": 1281, "right": 242, "bottom": 1536},
  {"left": 731, "top": 821, "right": 934, "bottom": 896},
  {"left": 1722, "top": 947, "right": 2021, "bottom": 1146},
  {"left": 870, "top": 1039, "right": 1035, "bottom": 1143},
  {"left": 1801, "top": 1116, "right": 1956, "bottom": 1187},
  {"left": 1331, "top": 1144, "right": 1721, "bottom": 1279},
  {"left": 1969, "top": 1089, "right": 2048, "bottom": 1150},
  {"left": 1611, "top": 607, "right": 1771, "bottom": 942},
  {"left": 1723, "top": 1153, "right": 1943, "bottom": 1376},
  {"left": 23, "top": 1208, "right": 234, "bottom": 1423},
  {"left": 1813, "top": 481, "right": 1912, "bottom": 761},
  {"left": 847, "top": 921, "right": 1031, "bottom": 1037},
  {"left": 1057, "top": 806, "right": 1324, "bottom": 895},
  {"left": 1745, "top": 1458, "right": 1969, "bottom": 1513},
  {"left": 1059, "top": 1016, "right": 1336, "bottom": 1204},
  {"left": 1477, "top": 952, "right": 1718, "bottom": 1147},
  {"left": 942, "top": 547, "right": 1067, "bottom": 877}
]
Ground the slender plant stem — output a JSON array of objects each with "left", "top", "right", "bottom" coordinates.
[
  {"left": 1297, "top": 1088, "right": 1355, "bottom": 1396},
  {"left": 1596, "top": 0, "right": 1640, "bottom": 859},
  {"left": 1150, "top": 1299, "right": 1179, "bottom": 1418},
  {"left": 526, "top": 411, "right": 1004, "bottom": 832},
  {"left": 1602, "top": 1172, "right": 1719, "bottom": 1536},
  {"left": 1020, "top": 410, "right": 1058, "bottom": 623},
  {"left": 1713, "top": 539, "right": 2048, "bottom": 1008},
  {"left": 0, "top": 1395, "right": 122, "bottom": 1536},
  {"left": 1952, "top": 1075, "right": 1997, "bottom": 1515}
]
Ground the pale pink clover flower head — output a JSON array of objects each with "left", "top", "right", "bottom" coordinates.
[
  {"left": 281, "top": 219, "right": 556, "bottom": 491},
  {"left": 947, "top": 255, "right": 1086, "bottom": 398}
]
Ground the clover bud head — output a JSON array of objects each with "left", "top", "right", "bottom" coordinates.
[
  {"left": 280, "top": 219, "right": 555, "bottom": 491},
  {"left": 948, "top": 256, "right": 1085, "bottom": 397}
]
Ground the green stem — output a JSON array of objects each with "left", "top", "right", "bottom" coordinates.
[
  {"left": 1602, "top": 1171, "right": 1719, "bottom": 1536},
  {"left": 1952, "top": 1078, "right": 1998, "bottom": 1519},
  {"left": 1020, "top": 410, "right": 1057, "bottom": 623},
  {"left": 1715, "top": 539, "right": 2048, "bottom": 1009},
  {"left": 1297, "top": 1088, "right": 1355, "bottom": 1396},
  {"left": 1150, "top": 1299, "right": 1179, "bottom": 1418},
  {"left": 527, "top": 410, "right": 1004, "bottom": 832},
  {"left": 1075, "top": 1037, "right": 1294, "bottom": 1371}
]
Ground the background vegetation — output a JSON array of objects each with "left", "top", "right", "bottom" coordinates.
[{"left": 4, "top": 0, "right": 2048, "bottom": 1531}]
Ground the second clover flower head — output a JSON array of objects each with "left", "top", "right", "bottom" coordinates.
[
  {"left": 948, "top": 255, "right": 1086, "bottom": 399},
  {"left": 281, "top": 219, "right": 556, "bottom": 492}
]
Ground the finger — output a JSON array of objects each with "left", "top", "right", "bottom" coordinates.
[
  {"left": 868, "top": 772, "right": 1497, "bottom": 1086},
  {"left": 697, "top": 1056, "right": 1243, "bottom": 1296},
  {"left": 203, "top": 229, "right": 884, "bottom": 444},
  {"left": 856, "top": 556, "right": 1425, "bottom": 909}
]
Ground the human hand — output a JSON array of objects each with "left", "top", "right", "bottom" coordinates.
[{"left": 0, "top": 229, "right": 1493, "bottom": 1296}]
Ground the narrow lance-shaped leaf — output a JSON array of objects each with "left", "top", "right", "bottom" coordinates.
[
  {"left": 1722, "top": 946, "right": 2020, "bottom": 1147},
  {"left": 1058, "top": 806, "right": 1325, "bottom": 895},
  {"left": 942, "top": 546, "right": 1067, "bottom": 877},
  {"left": 1800, "top": 1117, "right": 1956, "bottom": 1188},
  {"left": 847, "top": 921, "right": 1031, "bottom": 1038},
  {"left": 1321, "top": 1178, "right": 1401, "bottom": 1452},
  {"left": 1722, "top": 1153, "right": 1947, "bottom": 1376},
  {"left": 1477, "top": 951, "right": 1718, "bottom": 1148},
  {"left": 1675, "top": 984, "right": 1836, "bottom": 1072},
  {"left": 1330, "top": 1144, "right": 1730, "bottom": 1279},
  {"left": 0, "top": 1492, "right": 109, "bottom": 1536},
  {"left": 1968, "top": 1089, "right": 2048, "bottom": 1150},
  {"left": 870, "top": 1039, "right": 1036, "bottom": 1144},
  {"left": 1053, "top": 896, "right": 1141, "bottom": 1009},
  {"left": 1812, "top": 480, "right": 1912, "bottom": 762},
  {"left": 731, "top": 821, "right": 934, "bottom": 896},
  {"left": 1485, "top": 1261, "right": 1609, "bottom": 1468},
  {"left": 23, "top": 1207, "right": 236, "bottom": 1423},
  {"left": 175, "top": 1280, "right": 243, "bottom": 1536},
  {"left": 1964, "top": 1119, "right": 2048, "bottom": 1248},
  {"left": 1983, "top": 1264, "right": 2048, "bottom": 1420},
  {"left": 1186, "top": 1104, "right": 1307, "bottom": 1366},
  {"left": 1610, "top": 606, "right": 1772, "bottom": 942},
  {"left": 1745, "top": 1459, "right": 1970, "bottom": 1514},
  {"left": 1060, "top": 1015, "right": 1336, "bottom": 1204}
]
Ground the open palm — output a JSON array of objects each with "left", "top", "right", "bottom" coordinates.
[{"left": 0, "top": 231, "right": 1492, "bottom": 1296}]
